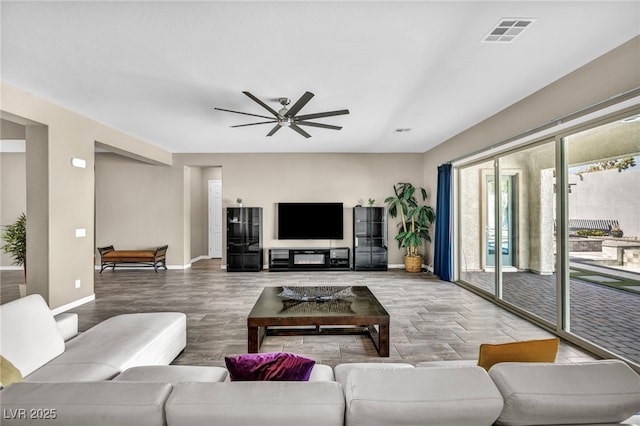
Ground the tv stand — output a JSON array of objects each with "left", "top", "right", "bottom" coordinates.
[{"left": 268, "top": 248, "right": 350, "bottom": 272}]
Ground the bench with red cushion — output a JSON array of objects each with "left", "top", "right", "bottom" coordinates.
[{"left": 98, "top": 245, "right": 168, "bottom": 273}]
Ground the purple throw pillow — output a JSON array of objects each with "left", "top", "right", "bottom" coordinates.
[{"left": 224, "top": 352, "right": 316, "bottom": 381}]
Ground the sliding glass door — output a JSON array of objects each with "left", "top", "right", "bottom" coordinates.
[
  {"left": 499, "top": 141, "right": 557, "bottom": 326},
  {"left": 458, "top": 141, "right": 557, "bottom": 326},
  {"left": 564, "top": 114, "right": 640, "bottom": 364},
  {"left": 459, "top": 160, "right": 496, "bottom": 295},
  {"left": 456, "top": 109, "right": 640, "bottom": 366}
]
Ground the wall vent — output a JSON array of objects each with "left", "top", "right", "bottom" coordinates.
[{"left": 483, "top": 18, "right": 536, "bottom": 43}]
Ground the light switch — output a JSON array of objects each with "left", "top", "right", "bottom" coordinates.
[
  {"left": 71, "top": 157, "right": 86, "bottom": 168},
  {"left": 75, "top": 228, "right": 86, "bottom": 238},
  {"left": 75, "top": 279, "right": 81, "bottom": 289}
]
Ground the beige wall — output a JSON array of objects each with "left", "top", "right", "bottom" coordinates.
[
  {"left": 26, "top": 125, "right": 51, "bottom": 300},
  {"left": 174, "top": 153, "right": 425, "bottom": 266},
  {"left": 189, "top": 166, "right": 204, "bottom": 259},
  {"left": 423, "top": 35, "right": 640, "bottom": 267},
  {"left": 96, "top": 153, "right": 426, "bottom": 267},
  {"left": 0, "top": 152, "right": 26, "bottom": 267},
  {"left": 1, "top": 83, "right": 173, "bottom": 309},
  {"left": 95, "top": 153, "right": 188, "bottom": 266},
  {"left": 1, "top": 119, "right": 25, "bottom": 139}
]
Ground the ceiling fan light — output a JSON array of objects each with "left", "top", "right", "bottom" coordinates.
[{"left": 279, "top": 117, "right": 292, "bottom": 127}]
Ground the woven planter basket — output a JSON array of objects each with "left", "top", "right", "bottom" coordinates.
[{"left": 404, "top": 255, "right": 422, "bottom": 273}]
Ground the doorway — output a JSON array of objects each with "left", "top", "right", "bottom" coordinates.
[
  {"left": 485, "top": 174, "right": 516, "bottom": 268},
  {"left": 208, "top": 179, "right": 222, "bottom": 258}
]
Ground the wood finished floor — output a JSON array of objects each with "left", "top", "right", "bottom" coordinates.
[{"left": 1, "top": 260, "right": 596, "bottom": 368}]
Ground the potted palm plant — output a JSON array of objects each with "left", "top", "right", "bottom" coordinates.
[
  {"left": 2, "top": 213, "right": 27, "bottom": 296},
  {"left": 385, "top": 183, "right": 435, "bottom": 272}
]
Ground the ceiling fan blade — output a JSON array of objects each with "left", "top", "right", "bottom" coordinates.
[
  {"left": 242, "top": 91, "right": 280, "bottom": 117},
  {"left": 295, "top": 109, "right": 350, "bottom": 121},
  {"left": 296, "top": 121, "right": 342, "bottom": 131},
  {"left": 230, "top": 120, "right": 277, "bottom": 128},
  {"left": 214, "top": 108, "right": 274, "bottom": 120},
  {"left": 289, "top": 124, "right": 312, "bottom": 138},
  {"left": 266, "top": 124, "right": 282, "bottom": 137},
  {"left": 285, "top": 91, "right": 314, "bottom": 117}
]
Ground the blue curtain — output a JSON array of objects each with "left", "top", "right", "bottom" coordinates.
[{"left": 434, "top": 163, "right": 453, "bottom": 281}]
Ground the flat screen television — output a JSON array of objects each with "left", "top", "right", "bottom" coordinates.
[{"left": 278, "top": 202, "right": 343, "bottom": 240}]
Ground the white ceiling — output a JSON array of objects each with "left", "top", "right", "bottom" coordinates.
[{"left": 2, "top": 1, "right": 639, "bottom": 154}]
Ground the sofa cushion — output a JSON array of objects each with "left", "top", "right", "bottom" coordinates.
[
  {"left": 415, "top": 360, "right": 477, "bottom": 368},
  {"left": 0, "top": 381, "right": 171, "bottom": 426},
  {"left": 334, "top": 362, "right": 414, "bottom": 384},
  {"left": 344, "top": 366, "right": 504, "bottom": 426},
  {"left": 0, "top": 355, "right": 23, "bottom": 387},
  {"left": 307, "top": 363, "right": 335, "bottom": 381},
  {"left": 54, "top": 312, "right": 78, "bottom": 341},
  {"left": 477, "top": 338, "right": 559, "bottom": 371},
  {"left": 25, "top": 312, "right": 186, "bottom": 382},
  {"left": 489, "top": 360, "right": 640, "bottom": 426},
  {"left": 0, "top": 294, "right": 65, "bottom": 377},
  {"left": 225, "top": 352, "right": 315, "bottom": 381},
  {"left": 115, "top": 365, "right": 228, "bottom": 382},
  {"left": 165, "top": 381, "right": 345, "bottom": 426}
]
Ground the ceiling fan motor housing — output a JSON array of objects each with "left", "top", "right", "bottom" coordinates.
[{"left": 279, "top": 116, "right": 292, "bottom": 127}]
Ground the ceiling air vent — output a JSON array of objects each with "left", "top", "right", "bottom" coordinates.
[{"left": 483, "top": 18, "right": 536, "bottom": 43}]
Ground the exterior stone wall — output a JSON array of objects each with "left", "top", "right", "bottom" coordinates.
[
  {"left": 568, "top": 168, "right": 640, "bottom": 238},
  {"left": 569, "top": 238, "right": 603, "bottom": 252}
]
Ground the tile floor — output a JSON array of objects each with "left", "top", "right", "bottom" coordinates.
[{"left": 1, "top": 260, "right": 597, "bottom": 368}]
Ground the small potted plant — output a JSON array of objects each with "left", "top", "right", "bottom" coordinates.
[
  {"left": 367, "top": 198, "right": 375, "bottom": 207},
  {"left": 2, "top": 213, "right": 27, "bottom": 296},
  {"left": 610, "top": 225, "right": 623, "bottom": 238},
  {"left": 385, "top": 183, "right": 435, "bottom": 272}
]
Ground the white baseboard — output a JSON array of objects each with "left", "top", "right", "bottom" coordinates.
[
  {"left": 51, "top": 294, "right": 95, "bottom": 315},
  {"left": 190, "top": 255, "right": 210, "bottom": 264},
  {"left": 168, "top": 264, "right": 191, "bottom": 270},
  {"left": 389, "top": 263, "right": 433, "bottom": 272},
  {"left": 0, "top": 266, "right": 23, "bottom": 271}
]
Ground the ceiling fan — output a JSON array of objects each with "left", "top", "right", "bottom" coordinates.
[{"left": 215, "top": 91, "right": 349, "bottom": 138}]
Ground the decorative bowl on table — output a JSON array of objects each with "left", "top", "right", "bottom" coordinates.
[{"left": 277, "top": 286, "right": 355, "bottom": 302}]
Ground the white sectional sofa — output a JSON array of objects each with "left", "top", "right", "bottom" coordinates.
[
  {"left": 0, "top": 294, "right": 186, "bottom": 382},
  {"left": 2, "top": 360, "right": 639, "bottom": 426},
  {"left": 340, "top": 361, "right": 640, "bottom": 426},
  {"left": 2, "top": 294, "right": 640, "bottom": 426}
]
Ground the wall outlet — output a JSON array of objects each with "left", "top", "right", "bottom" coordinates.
[
  {"left": 75, "top": 228, "right": 86, "bottom": 238},
  {"left": 75, "top": 279, "right": 81, "bottom": 289}
]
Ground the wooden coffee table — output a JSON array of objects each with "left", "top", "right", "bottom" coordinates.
[{"left": 247, "top": 286, "right": 390, "bottom": 357}]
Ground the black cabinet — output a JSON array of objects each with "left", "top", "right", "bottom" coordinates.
[
  {"left": 268, "top": 247, "right": 350, "bottom": 271},
  {"left": 226, "top": 207, "right": 263, "bottom": 272},
  {"left": 353, "top": 207, "right": 388, "bottom": 271}
]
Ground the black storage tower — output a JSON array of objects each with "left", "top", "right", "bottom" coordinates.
[
  {"left": 353, "top": 207, "right": 388, "bottom": 271},
  {"left": 226, "top": 207, "right": 263, "bottom": 272}
]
